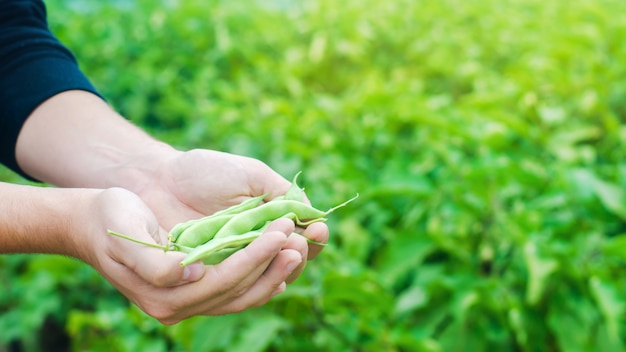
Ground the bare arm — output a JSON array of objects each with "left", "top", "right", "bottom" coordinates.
[
  {"left": 15, "top": 90, "right": 172, "bottom": 190},
  {"left": 0, "top": 182, "right": 91, "bottom": 256}
]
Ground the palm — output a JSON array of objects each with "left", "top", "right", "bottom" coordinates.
[
  {"left": 144, "top": 149, "right": 291, "bottom": 231},
  {"left": 139, "top": 148, "right": 329, "bottom": 265}
]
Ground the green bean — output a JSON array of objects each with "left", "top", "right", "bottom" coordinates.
[
  {"left": 108, "top": 227, "right": 328, "bottom": 267},
  {"left": 283, "top": 171, "right": 304, "bottom": 202},
  {"left": 200, "top": 246, "right": 245, "bottom": 265},
  {"left": 176, "top": 208, "right": 308, "bottom": 249},
  {"left": 174, "top": 213, "right": 235, "bottom": 247},
  {"left": 269, "top": 171, "right": 304, "bottom": 202},
  {"left": 107, "top": 176, "right": 358, "bottom": 267},
  {"left": 211, "top": 193, "right": 269, "bottom": 217},
  {"left": 212, "top": 201, "right": 323, "bottom": 239},
  {"left": 180, "top": 231, "right": 262, "bottom": 266},
  {"left": 179, "top": 219, "right": 275, "bottom": 266},
  {"left": 213, "top": 194, "right": 358, "bottom": 239},
  {"left": 168, "top": 222, "right": 193, "bottom": 243},
  {"left": 179, "top": 230, "right": 328, "bottom": 266},
  {"left": 168, "top": 193, "right": 267, "bottom": 242}
]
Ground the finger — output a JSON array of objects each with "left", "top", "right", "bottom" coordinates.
[
  {"left": 114, "top": 243, "right": 206, "bottom": 288},
  {"left": 282, "top": 233, "right": 308, "bottom": 283},
  {"left": 210, "top": 248, "right": 302, "bottom": 315},
  {"left": 170, "top": 220, "right": 293, "bottom": 314},
  {"left": 248, "top": 160, "right": 291, "bottom": 199},
  {"left": 147, "top": 225, "right": 172, "bottom": 246},
  {"left": 207, "top": 218, "right": 295, "bottom": 296},
  {"left": 106, "top": 218, "right": 207, "bottom": 288},
  {"left": 95, "top": 258, "right": 188, "bottom": 325},
  {"left": 302, "top": 222, "right": 329, "bottom": 259}
]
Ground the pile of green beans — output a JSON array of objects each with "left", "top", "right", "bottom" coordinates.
[{"left": 107, "top": 172, "right": 357, "bottom": 266}]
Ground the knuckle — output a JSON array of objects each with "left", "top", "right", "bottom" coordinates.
[
  {"left": 231, "top": 284, "right": 249, "bottom": 298},
  {"left": 151, "top": 265, "right": 174, "bottom": 288},
  {"left": 155, "top": 313, "right": 180, "bottom": 325},
  {"left": 143, "top": 304, "right": 179, "bottom": 325},
  {"left": 212, "top": 269, "right": 240, "bottom": 294},
  {"left": 251, "top": 297, "right": 271, "bottom": 309},
  {"left": 228, "top": 301, "right": 251, "bottom": 314}
]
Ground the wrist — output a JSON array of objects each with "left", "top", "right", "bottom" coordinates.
[
  {"left": 96, "top": 140, "right": 180, "bottom": 193},
  {"left": 0, "top": 183, "right": 98, "bottom": 258}
]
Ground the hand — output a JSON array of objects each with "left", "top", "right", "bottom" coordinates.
[
  {"left": 75, "top": 187, "right": 303, "bottom": 324},
  {"left": 133, "top": 148, "right": 329, "bottom": 282}
]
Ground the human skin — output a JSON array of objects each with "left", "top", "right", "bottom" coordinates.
[{"left": 7, "top": 90, "right": 329, "bottom": 324}]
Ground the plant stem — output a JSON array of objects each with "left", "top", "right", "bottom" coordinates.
[{"left": 106, "top": 230, "right": 168, "bottom": 250}]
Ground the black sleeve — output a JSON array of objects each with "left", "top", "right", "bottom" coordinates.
[{"left": 0, "top": 0, "right": 101, "bottom": 179}]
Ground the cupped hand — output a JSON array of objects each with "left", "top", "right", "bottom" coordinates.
[
  {"left": 77, "top": 188, "right": 304, "bottom": 324},
  {"left": 134, "top": 149, "right": 330, "bottom": 281}
]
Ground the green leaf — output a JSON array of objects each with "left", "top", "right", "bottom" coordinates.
[
  {"left": 589, "top": 276, "right": 625, "bottom": 341},
  {"left": 393, "top": 285, "right": 428, "bottom": 317},
  {"left": 376, "top": 232, "right": 434, "bottom": 288},
  {"left": 524, "top": 241, "right": 558, "bottom": 305},
  {"left": 547, "top": 293, "right": 598, "bottom": 352},
  {"left": 592, "top": 178, "right": 626, "bottom": 221},
  {"left": 601, "top": 234, "right": 626, "bottom": 259},
  {"left": 229, "top": 315, "right": 286, "bottom": 352}
]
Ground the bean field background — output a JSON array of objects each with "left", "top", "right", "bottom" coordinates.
[{"left": 2, "top": 0, "right": 626, "bottom": 351}]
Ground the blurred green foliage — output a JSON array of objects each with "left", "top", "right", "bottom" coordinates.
[{"left": 2, "top": 0, "right": 626, "bottom": 350}]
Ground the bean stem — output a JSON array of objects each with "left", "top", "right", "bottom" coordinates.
[
  {"left": 106, "top": 230, "right": 169, "bottom": 251},
  {"left": 304, "top": 237, "right": 328, "bottom": 247},
  {"left": 324, "top": 193, "right": 360, "bottom": 214}
]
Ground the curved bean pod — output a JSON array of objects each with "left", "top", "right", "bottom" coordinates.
[
  {"left": 180, "top": 233, "right": 328, "bottom": 266},
  {"left": 174, "top": 213, "right": 235, "bottom": 247},
  {"left": 108, "top": 185, "right": 357, "bottom": 267},
  {"left": 283, "top": 171, "right": 305, "bottom": 202},
  {"left": 213, "top": 194, "right": 358, "bottom": 239},
  {"left": 168, "top": 193, "right": 267, "bottom": 242},
  {"left": 212, "top": 200, "right": 327, "bottom": 239},
  {"left": 200, "top": 246, "right": 245, "bottom": 265},
  {"left": 196, "top": 231, "right": 329, "bottom": 265},
  {"left": 180, "top": 231, "right": 262, "bottom": 267},
  {"left": 211, "top": 193, "right": 269, "bottom": 217}
]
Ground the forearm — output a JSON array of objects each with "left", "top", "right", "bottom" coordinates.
[
  {"left": 0, "top": 181, "right": 94, "bottom": 258},
  {"left": 15, "top": 90, "right": 179, "bottom": 191}
]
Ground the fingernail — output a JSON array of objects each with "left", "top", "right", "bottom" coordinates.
[
  {"left": 286, "top": 260, "right": 300, "bottom": 275},
  {"left": 272, "top": 282, "right": 286, "bottom": 297},
  {"left": 183, "top": 262, "right": 204, "bottom": 282},
  {"left": 183, "top": 266, "right": 191, "bottom": 281}
]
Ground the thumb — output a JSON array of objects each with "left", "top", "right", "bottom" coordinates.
[
  {"left": 128, "top": 248, "right": 206, "bottom": 287},
  {"left": 130, "top": 224, "right": 205, "bottom": 287}
]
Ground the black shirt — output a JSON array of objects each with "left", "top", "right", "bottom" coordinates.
[{"left": 0, "top": 0, "right": 99, "bottom": 178}]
